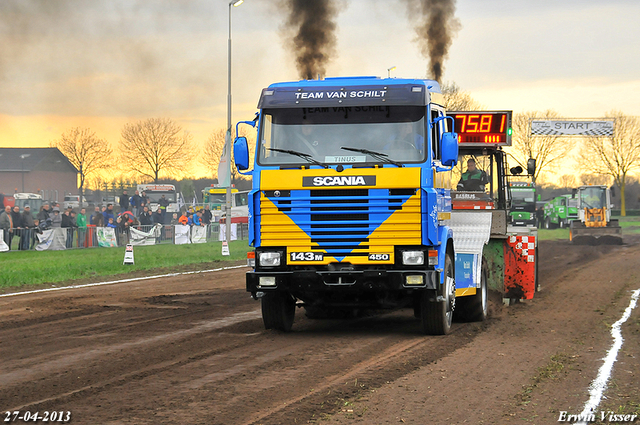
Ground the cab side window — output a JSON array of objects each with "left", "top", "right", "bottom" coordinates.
[{"left": 430, "top": 109, "right": 442, "bottom": 161}]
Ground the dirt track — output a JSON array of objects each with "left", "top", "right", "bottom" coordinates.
[{"left": 1, "top": 240, "right": 639, "bottom": 425}]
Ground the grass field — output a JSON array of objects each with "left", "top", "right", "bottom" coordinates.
[{"left": 0, "top": 241, "right": 249, "bottom": 289}]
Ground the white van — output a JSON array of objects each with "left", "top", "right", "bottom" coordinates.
[{"left": 63, "top": 195, "right": 87, "bottom": 209}]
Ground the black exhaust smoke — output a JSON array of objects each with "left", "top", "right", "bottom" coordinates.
[
  {"left": 281, "top": 0, "right": 341, "bottom": 80},
  {"left": 404, "top": 0, "right": 461, "bottom": 82}
]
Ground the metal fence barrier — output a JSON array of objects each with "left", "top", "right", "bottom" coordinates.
[{"left": 1, "top": 223, "right": 249, "bottom": 251}]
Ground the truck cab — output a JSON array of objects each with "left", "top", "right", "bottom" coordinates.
[
  {"left": 509, "top": 182, "right": 537, "bottom": 227},
  {"left": 234, "top": 76, "right": 460, "bottom": 334}
]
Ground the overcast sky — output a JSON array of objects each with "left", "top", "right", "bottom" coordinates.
[{"left": 1, "top": 0, "right": 638, "bottom": 177}]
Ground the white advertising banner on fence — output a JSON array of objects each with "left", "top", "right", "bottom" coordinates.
[
  {"left": 174, "top": 225, "right": 191, "bottom": 245},
  {"left": 130, "top": 224, "right": 161, "bottom": 246},
  {"left": 36, "top": 228, "right": 67, "bottom": 251},
  {"left": 0, "top": 230, "right": 9, "bottom": 252},
  {"left": 219, "top": 223, "right": 238, "bottom": 241},
  {"left": 191, "top": 226, "right": 207, "bottom": 244},
  {"left": 97, "top": 227, "right": 118, "bottom": 248}
]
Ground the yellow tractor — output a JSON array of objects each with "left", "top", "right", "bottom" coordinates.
[{"left": 568, "top": 185, "right": 622, "bottom": 245}]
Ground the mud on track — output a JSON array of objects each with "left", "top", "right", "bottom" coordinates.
[{"left": 1, "top": 239, "right": 640, "bottom": 424}]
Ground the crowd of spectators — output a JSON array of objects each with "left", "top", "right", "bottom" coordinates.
[{"left": 0, "top": 190, "right": 215, "bottom": 251}]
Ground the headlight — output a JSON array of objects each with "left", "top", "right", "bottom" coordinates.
[
  {"left": 259, "top": 252, "right": 281, "bottom": 267},
  {"left": 402, "top": 251, "right": 424, "bottom": 265}
]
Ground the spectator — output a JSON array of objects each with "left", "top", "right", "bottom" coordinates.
[
  {"left": 90, "top": 206, "right": 102, "bottom": 225},
  {"left": 119, "top": 190, "right": 129, "bottom": 212},
  {"left": 201, "top": 204, "right": 213, "bottom": 225},
  {"left": 117, "top": 213, "right": 131, "bottom": 245},
  {"left": 11, "top": 206, "right": 23, "bottom": 250},
  {"left": 50, "top": 206, "right": 62, "bottom": 228},
  {"left": 103, "top": 203, "right": 115, "bottom": 224},
  {"left": 21, "top": 205, "right": 36, "bottom": 250},
  {"left": 158, "top": 194, "right": 170, "bottom": 220},
  {"left": 0, "top": 205, "right": 14, "bottom": 250},
  {"left": 178, "top": 211, "right": 189, "bottom": 225},
  {"left": 187, "top": 211, "right": 195, "bottom": 226},
  {"left": 61, "top": 207, "right": 75, "bottom": 248},
  {"left": 193, "top": 210, "right": 203, "bottom": 226},
  {"left": 92, "top": 207, "right": 105, "bottom": 227},
  {"left": 152, "top": 207, "right": 163, "bottom": 225},
  {"left": 170, "top": 212, "right": 179, "bottom": 225},
  {"left": 77, "top": 207, "right": 87, "bottom": 248},
  {"left": 129, "top": 190, "right": 142, "bottom": 218},
  {"left": 106, "top": 217, "right": 117, "bottom": 229},
  {"left": 139, "top": 206, "right": 152, "bottom": 226},
  {"left": 37, "top": 203, "right": 50, "bottom": 223},
  {"left": 141, "top": 191, "right": 150, "bottom": 209}
]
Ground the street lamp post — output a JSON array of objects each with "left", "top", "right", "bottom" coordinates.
[
  {"left": 20, "top": 154, "right": 31, "bottom": 193},
  {"left": 225, "top": 0, "right": 244, "bottom": 252},
  {"left": 387, "top": 66, "right": 396, "bottom": 78}
]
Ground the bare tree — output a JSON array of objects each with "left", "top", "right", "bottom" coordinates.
[
  {"left": 580, "top": 173, "right": 611, "bottom": 186},
  {"left": 120, "top": 118, "right": 193, "bottom": 183},
  {"left": 578, "top": 111, "right": 640, "bottom": 216},
  {"left": 441, "top": 81, "right": 483, "bottom": 111},
  {"left": 510, "top": 110, "right": 573, "bottom": 181},
  {"left": 558, "top": 174, "right": 577, "bottom": 190},
  {"left": 51, "top": 127, "right": 112, "bottom": 207},
  {"left": 200, "top": 128, "right": 255, "bottom": 184}
]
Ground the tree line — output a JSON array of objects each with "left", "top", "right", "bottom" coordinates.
[{"left": 50, "top": 118, "right": 255, "bottom": 206}]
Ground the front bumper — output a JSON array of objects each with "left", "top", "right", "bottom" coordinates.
[{"left": 247, "top": 268, "right": 440, "bottom": 294}]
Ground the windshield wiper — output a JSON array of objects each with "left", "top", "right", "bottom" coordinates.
[
  {"left": 267, "top": 148, "right": 329, "bottom": 168},
  {"left": 340, "top": 146, "right": 402, "bottom": 167}
]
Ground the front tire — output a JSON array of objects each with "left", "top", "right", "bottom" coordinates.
[
  {"left": 421, "top": 251, "right": 455, "bottom": 335},
  {"left": 261, "top": 292, "right": 296, "bottom": 332}
]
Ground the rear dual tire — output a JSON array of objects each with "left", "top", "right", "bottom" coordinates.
[{"left": 456, "top": 264, "right": 488, "bottom": 322}]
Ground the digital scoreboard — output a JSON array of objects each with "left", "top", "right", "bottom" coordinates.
[{"left": 447, "top": 111, "right": 512, "bottom": 146}]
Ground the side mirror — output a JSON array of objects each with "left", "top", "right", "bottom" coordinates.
[
  {"left": 233, "top": 136, "right": 249, "bottom": 171},
  {"left": 510, "top": 166, "right": 523, "bottom": 175},
  {"left": 610, "top": 186, "right": 616, "bottom": 198},
  {"left": 527, "top": 158, "right": 536, "bottom": 176},
  {"left": 440, "top": 132, "right": 459, "bottom": 167}
]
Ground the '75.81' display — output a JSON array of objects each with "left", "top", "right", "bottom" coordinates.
[{"left": 447, "top": 111, "right": 513, "bottom": 146}]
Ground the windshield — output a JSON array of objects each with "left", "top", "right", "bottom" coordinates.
[
  {"left": 147, "top": 192, "right": 176, "bottom": 203},
  {"left": 580, "top": 187, "right": 606, "bottom": 209},
  {"left": 258, "top": 106, "right": 426, "bottom": 166},
  {"left": 511, "top": 190, "right": 535, "bottom": 205},
  {"left": 207, "top": 194, "right": 227, "bottom": 204}
]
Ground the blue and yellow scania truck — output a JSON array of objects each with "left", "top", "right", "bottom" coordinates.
[{"left": 232, "top": 76, "right": 482, "bottom": 334}]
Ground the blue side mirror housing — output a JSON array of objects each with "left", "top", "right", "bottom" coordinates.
[
  {"left": 233, "top": 136, "right": 249, "bottom": 171},
  {"left": 441, "top": 132, "right": 459, "bottom": 167}
]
